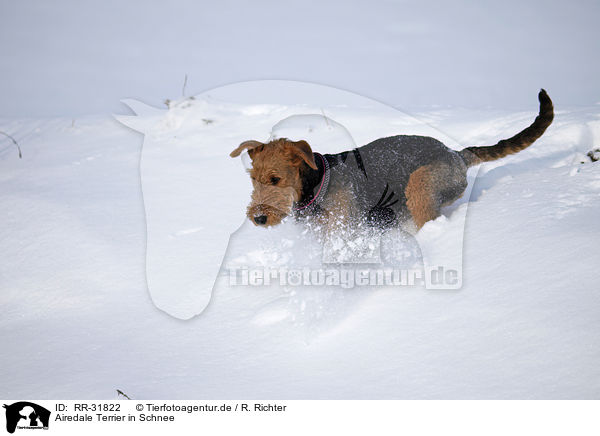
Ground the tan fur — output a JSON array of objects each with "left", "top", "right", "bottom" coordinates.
[
  {"left": 405, "top": 165, "right": 438, "bottom": 229},
  {"left": 230, "top": 140, "right": 263, "bottom": 157},
  {"left": 235, "top": 138, "right": 315, "bottom": 226},
  {"left": 460, "top": 89, "right": 554, "bottom": 166},
  {"left": 322, "top": 187, "right": 356, "bottom": 231}
]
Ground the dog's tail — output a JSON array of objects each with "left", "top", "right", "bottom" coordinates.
[{"left": 459, "top": 89, "right": 554, "bottom": 167}]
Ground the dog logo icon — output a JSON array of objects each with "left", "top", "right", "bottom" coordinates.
[{"left": 3, "top": 402, "right": 50, "bottom": 433}]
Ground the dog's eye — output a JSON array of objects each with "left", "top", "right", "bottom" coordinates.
[{"left": 270, "top": 176, "right": 280, "bottom": 185}]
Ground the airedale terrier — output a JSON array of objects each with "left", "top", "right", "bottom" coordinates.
[{"left": 230, "top": 90, "right": 554, "bottom": 231}]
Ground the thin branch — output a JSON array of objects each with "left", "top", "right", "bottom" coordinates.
[
  {"left": 0, "top": 130, "right": 22, "bottom": 158},
  {"left": 116, "top": 389, "right": 131, "bottom": 400},
  {"left": 182, "top": 74, "right": 188, "bottom": 97}
]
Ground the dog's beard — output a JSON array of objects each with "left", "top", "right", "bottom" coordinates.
[
  {"left": 247, "top": 185, "right": 298, "bottom": 226},
  {"left": 247, "top": 204, "right": 288, "bottom": 226}
]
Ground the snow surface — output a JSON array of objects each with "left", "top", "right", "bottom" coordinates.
[{"left": 1, "top": 81, "right": 600, "bottom": 399}]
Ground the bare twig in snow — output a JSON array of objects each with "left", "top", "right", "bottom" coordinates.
[
  {"left": 116, "top": 389, "right": 131, "bottom": 400},
  {"left": 0, "top": 130, "right": 22, "bottom": 158},
  {"left": 182, "top": 74, "right": 188, "bottom": 97}
]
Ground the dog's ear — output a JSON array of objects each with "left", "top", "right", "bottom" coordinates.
[
  {"left": 287, "top": 140, "right": 317, "bottom": 170},
  {"left": 230, "top": 140, "right": 263, "bottom": 158}
]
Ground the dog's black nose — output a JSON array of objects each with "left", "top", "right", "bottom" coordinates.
[{"left": 254, "top": 215, "right": 268, "bottom": 225}]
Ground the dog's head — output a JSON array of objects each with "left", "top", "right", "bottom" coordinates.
[{"left": 230, "top": 138, "right": 317, "bottom": 226}]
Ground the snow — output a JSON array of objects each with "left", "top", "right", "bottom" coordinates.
[{"left": 1, "top": 80, "right": 599, "bottom": 399}]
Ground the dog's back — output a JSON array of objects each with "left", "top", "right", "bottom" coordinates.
[{"left": 321, "top": 135, "right": 467, "bottom": 227}]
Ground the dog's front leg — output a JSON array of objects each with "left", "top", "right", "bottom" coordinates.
[
  {"left": 321, "top": 189, "right": 380, "bottom": 264},
  {"left": 322, "top": 188, "right": 356, "bottom": 233}
]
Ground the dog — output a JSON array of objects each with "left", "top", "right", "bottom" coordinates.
[{"left": 230, "top": 90, "right": 554, "bottom": 232}]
